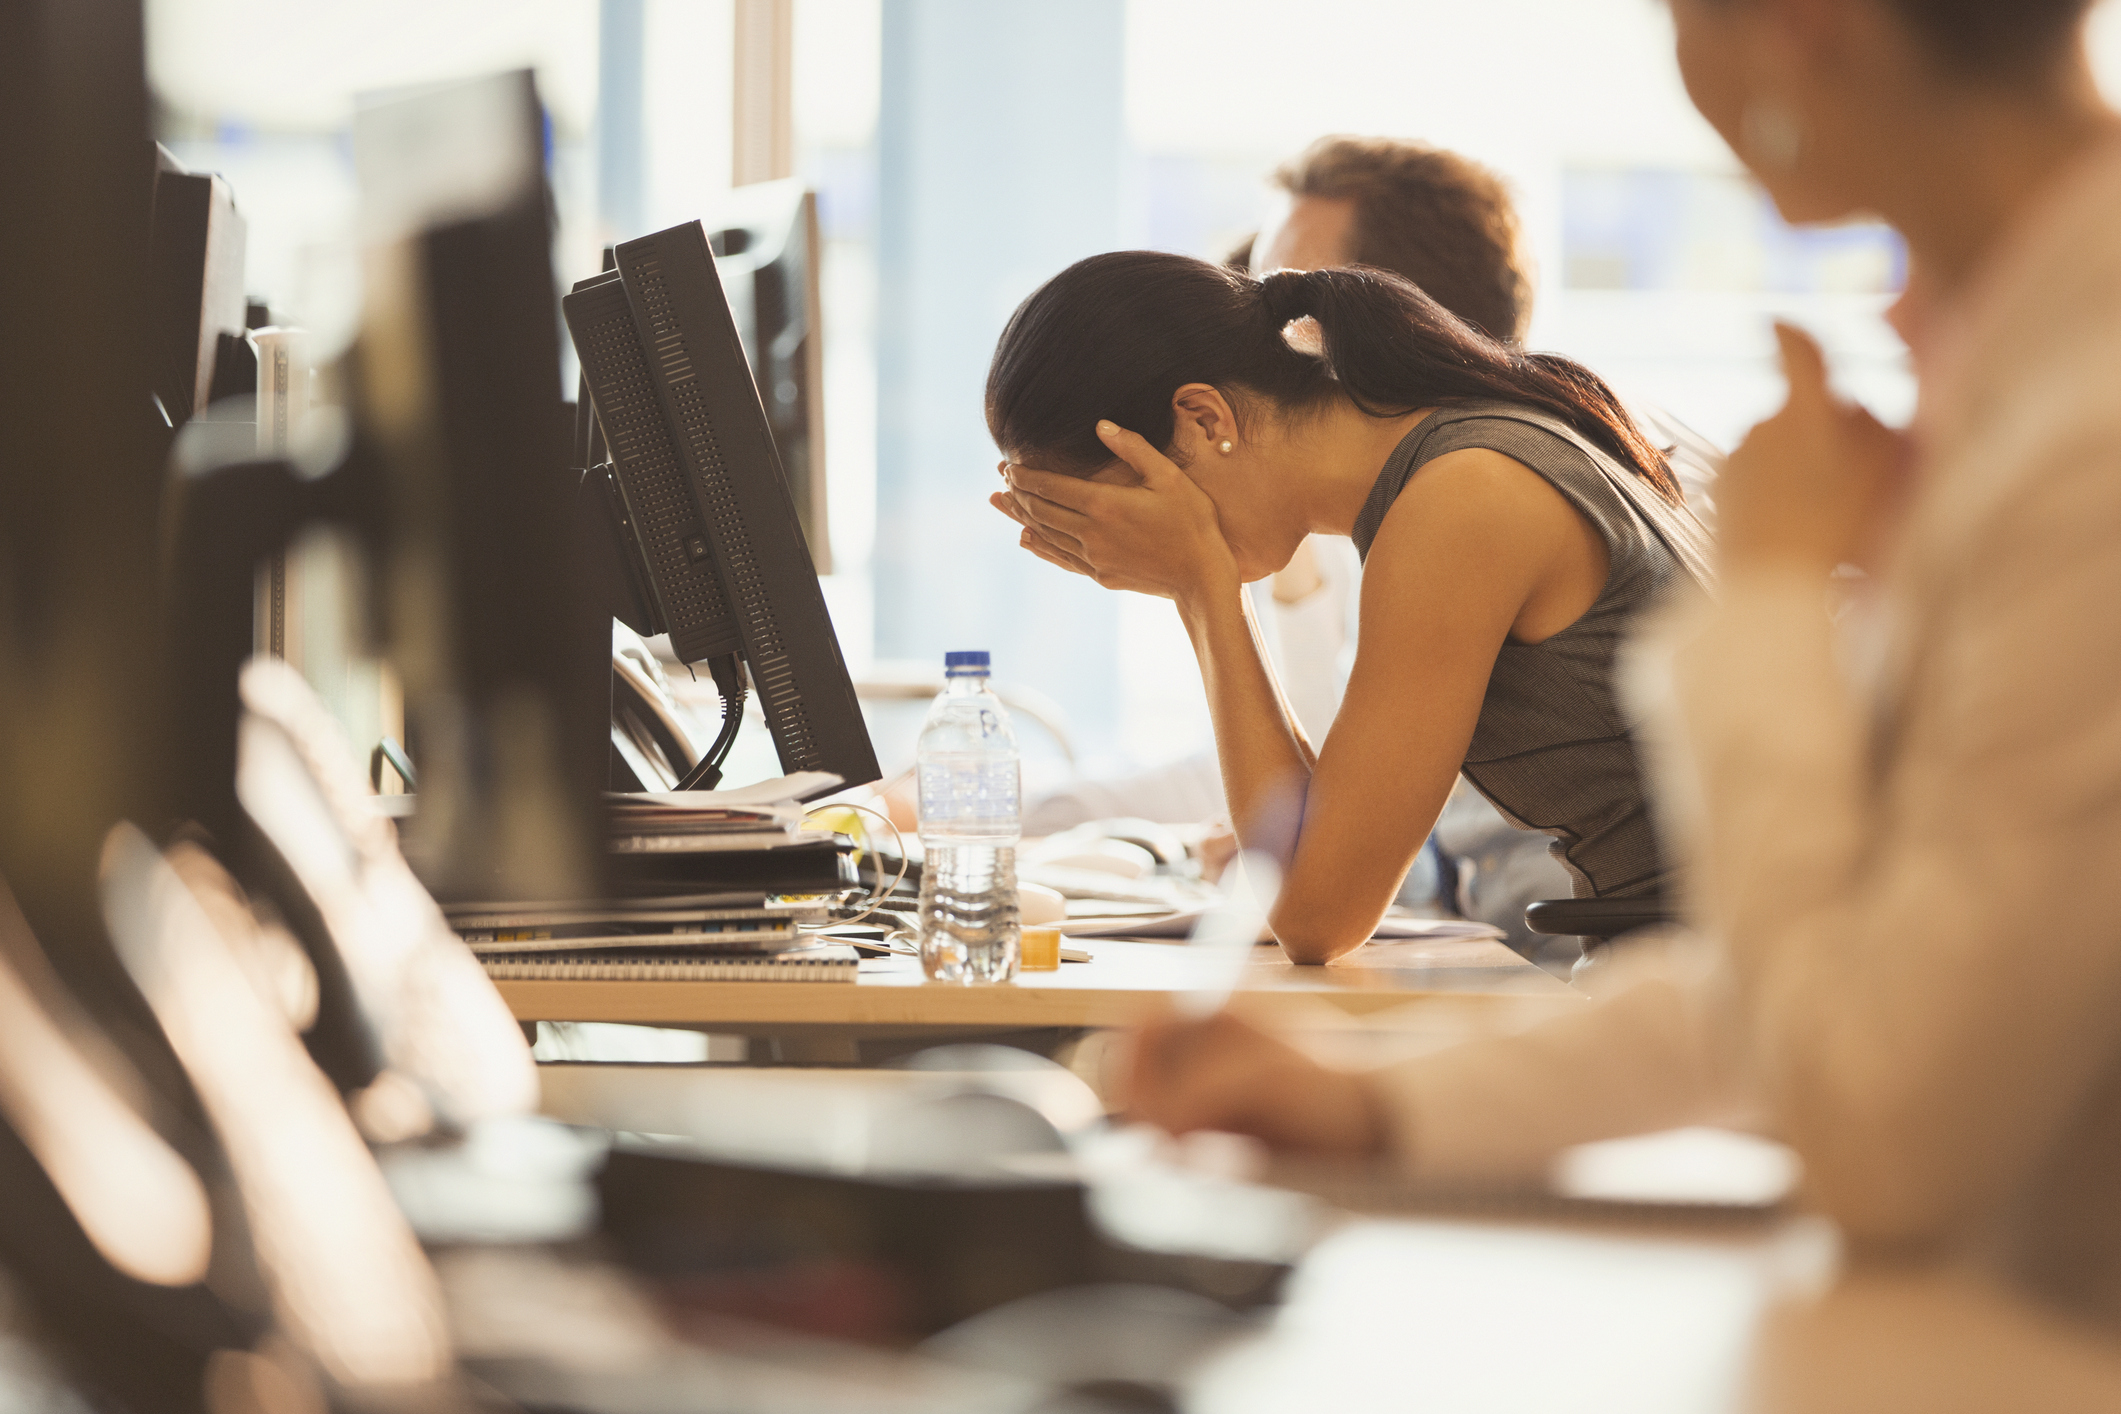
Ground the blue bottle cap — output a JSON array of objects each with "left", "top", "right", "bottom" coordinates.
[{"left": 944, "top": 650, "right": 991, "bottom": 672}]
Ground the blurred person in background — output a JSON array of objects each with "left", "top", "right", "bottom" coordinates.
[
  {"left": 1258, "top": 135, "right": 1726, "bottom": 519},
  {"left": 1128, "top": 0, "right": 2121, "bottom": 1336}
]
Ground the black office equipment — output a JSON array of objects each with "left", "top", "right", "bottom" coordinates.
[
  {"left": 711, "top": 178, "right": 832, "bottom": 573},
  {"left": 597, "top": 1124, "right": 1285, "bottom": 1343},
  {"left": 205, "top": 328, "right": 257, "bottom": 407},
  {"left": 1524, "top": 895, "right": 1673, "bottom": 950},
  {"left": 611, "top": 834, "right": 856, "bottom": 897},
  {"left": 166, "top": 71, "right": 607, "bottom": 895},
  {"left": 567, "top": 271, "right": 745, "bottom": 667},
  {"left": 148, "top": 143, "right": 248, "bottom": 425},
  {"left": 0, "top": 4, "right": 273, "bottom": 1407},
  {"left": 353, "top": 74, "right": 610, "bottom": 901},
  {"left": 2, "top": 3, "right": 176, "bottom": 983},
  {"left": 160, "top": 71, "right": 609, "bottom": 1128},
  {"left": 564, "top": 219, "right": 879, "bottom": 798}
]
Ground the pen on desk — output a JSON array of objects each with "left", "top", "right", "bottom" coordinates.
[{"left": 1176, "top": 850, "right": 1281, "bottom": 1019}]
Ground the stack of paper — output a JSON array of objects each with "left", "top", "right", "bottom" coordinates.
[
  {"left": 601, "top": 773, "right": 856, "bottom": 899},
  {"left": 446, "top": 896, "right": 829, "bottom": 956},
  {"left": 606, "top": 771, "right": 842, "bottom": 853},
  {"left": 459, "top": 774, "right": 857, "bottom": 981}
]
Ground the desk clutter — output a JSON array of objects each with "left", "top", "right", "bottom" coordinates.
[
  {"left": 451, "top": 894, "right": 860, "bottom": 983},
  {"left": 503, "top": 1063, "right": 1814, "bottom": 1408},
  {"left": 450, "top": 776, "right": 864, "bottom": 982}
]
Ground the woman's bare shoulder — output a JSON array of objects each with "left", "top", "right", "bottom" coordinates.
[
  {"left": 1365, "top": 446, "right": 1609, "bottom": 643},
  {"left": 1374, "top": 445, "right": 1588, "bottom": 549}
]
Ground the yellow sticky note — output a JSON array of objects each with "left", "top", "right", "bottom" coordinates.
[{"left": 1020, "top": 926, "right": 1062, "bottom": 971}]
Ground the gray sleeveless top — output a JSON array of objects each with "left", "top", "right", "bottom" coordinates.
[{"left": 1349, "top": 401, "right": 1714, "bottom": 900}]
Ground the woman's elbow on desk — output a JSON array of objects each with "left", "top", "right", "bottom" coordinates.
[
  {"left": 1269, "top": 919, "right": 1369, "bottom": 966},
  {"left": 1267, "top": 883, "right": 1388, "bottom": 964}
]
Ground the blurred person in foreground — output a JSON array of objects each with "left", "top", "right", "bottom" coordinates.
[{"left": 1129, "top": 0, "right": 2121, "bottom": 1331}]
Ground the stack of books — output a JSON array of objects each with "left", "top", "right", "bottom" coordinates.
[
  {"left": 605, "top": 771, "right": 856, "bottom": 900},
  {"left": 455, "top": 773, "right": 860, "bottom": 982}
]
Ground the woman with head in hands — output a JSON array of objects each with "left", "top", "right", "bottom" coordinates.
[{"left": 986, "top": 252, "right": 1710, "bottom": 965}]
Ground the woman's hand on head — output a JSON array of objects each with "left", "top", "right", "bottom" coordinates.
[
  {"left": 1719, "top": 323, "right": 1911, "bottom": 576},
  {"left": 1123, "top": 1008, "right": 1387, "bottom": 1157},
  {"left": 988, "top": 420, "right": 1241, "bottom": 606}
]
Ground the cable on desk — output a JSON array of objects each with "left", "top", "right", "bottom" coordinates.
[
  {"left": 674, "top": 653, "right": 746, "bottom": 791},
  {"left": 799, "top": 800, "right": 910, "bottom": 935}
]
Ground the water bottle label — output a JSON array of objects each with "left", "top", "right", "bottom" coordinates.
[{"left": 917, "top": 755, "right": 1020, "bottom": 831}]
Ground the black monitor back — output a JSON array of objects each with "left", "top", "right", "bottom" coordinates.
[
  {"left": 0, "top": 0, "right": 175, "bottom": 999},
  {"left": 564, "top": 221, "right": 878, "bottom": 793},
  {"left": 148, "top": 144, "right": 247, "bottom": 424},
  {"left": 0, "top": 3, "right": 260, "bottom": 1406},
  {"left": 710, "top": 179, "right": 830, "bottom": 573},
  {"left": 350, "top": 70, "right": 610, "bottom": 899}
]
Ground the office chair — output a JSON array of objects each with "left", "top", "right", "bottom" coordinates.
[{"left": 1523, "top": 895, "right": 1674, "bottom": 946}]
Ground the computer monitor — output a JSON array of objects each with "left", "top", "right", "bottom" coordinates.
[
  {"left": 148, "top": 143, "right": 247, "bottom": 426},
  {"left": 564, "top": 220, "right": 879, "bottom": 798},
  {"left": 164, "top": 70, "right": 610, "bottom": 908},
  {"left": 349, "top": 70, "right": 611, "bottom": 899},
  {"left": 1, "top": 2, "right": 260, "bottom": 1401},
  {"left": 710, "top": 179, "right": 831, "bottom": 573}
]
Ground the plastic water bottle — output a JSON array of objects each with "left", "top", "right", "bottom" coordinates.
[{"left": 916, "top": 651, "right": 1021, "bottom": 983}]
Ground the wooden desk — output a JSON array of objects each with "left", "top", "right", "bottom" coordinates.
[
  {"left": 496, "top": 936, "right": 1573, "bottom": 1042},
  {"left": 528, "top": 1049, "right": 2121, "bottom": 1409},
  {"left": 525, "top": 1050, "right": 2121, "bottom": 1409}
]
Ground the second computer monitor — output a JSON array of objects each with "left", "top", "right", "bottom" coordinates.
[
  {"left": 709, "top": 179, "right": 830, "bottom": 574},
  {"left": 564, "top": 220, "right": 879, "bottom": 796},
  {"left": 149, "top": 143, "right": 247, "bottom": 426}
]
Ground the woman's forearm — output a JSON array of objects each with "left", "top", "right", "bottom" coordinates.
[{"left": 1178, "top": 580, "right": 1317, "bottom": 868}]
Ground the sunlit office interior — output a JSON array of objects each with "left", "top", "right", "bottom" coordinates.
[{"left": 8, "top": 0, "right": 2121, "bottom": 1407}]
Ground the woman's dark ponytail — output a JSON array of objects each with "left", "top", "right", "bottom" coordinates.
[
  {"left": 1259, "top": 268, "right": 1317, "bottom": 327},
  {"left": 1296, "top": 267, "right": 1681, "bottom": 502},
  {"left": 987, "top": 251, "right": 1680, "bottom": 505}
]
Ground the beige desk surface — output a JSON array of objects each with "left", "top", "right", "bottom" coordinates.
[
  {"left": 1186, "top": 1216, "right": 2121, "bottom": 1414},
  {"left": 531, "top": 1053, "right": 2121, "bottom": 1411},
  {"left": 495, "top": 935, "right": 1573, "bottom": 1029}
]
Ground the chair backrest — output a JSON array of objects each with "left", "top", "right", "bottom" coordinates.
[{"left": 1523, "top": 896, "right": 1672, "bottom": 941}]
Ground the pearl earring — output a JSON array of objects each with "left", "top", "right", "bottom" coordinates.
[{"left": 1219, "top": 439, "right": 1234, "bottom": 454}]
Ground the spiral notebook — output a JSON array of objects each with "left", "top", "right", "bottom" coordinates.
[{"left": 479, "top": 942, "right": 858, "bottom": 983}]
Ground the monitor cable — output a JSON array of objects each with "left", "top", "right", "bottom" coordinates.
[
  {"left": 673, "top": 653, "right": 746, "bottom": 791},
  {"left": 797, "top": 801, "right": 913, "bottom": 940}
]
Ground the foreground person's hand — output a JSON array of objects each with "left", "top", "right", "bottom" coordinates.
[
  {"left": 1123, "top": 1008, "right": 1388, "bottom": 1157},
  {"left": 1719, "top": 323, "right": 1911, "bottom": 575},
  {"left": 1195, "top": 820, "right": 1240, "bottom": 885},
  {"left": 989, "top": 420, "right": 1240, "bottom": 603}
]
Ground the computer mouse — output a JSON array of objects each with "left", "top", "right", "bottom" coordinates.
[{"left": 1020, "top": 882, "right": 1066, "bottom": 924}]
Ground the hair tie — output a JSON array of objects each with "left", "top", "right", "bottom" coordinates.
[{"left": 1261, "top": 269, "right": 1314, "bottom": 326}]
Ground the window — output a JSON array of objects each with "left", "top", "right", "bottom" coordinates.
[{"left": 146, "top": 0, "right": 2121, "bottom": 791}]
